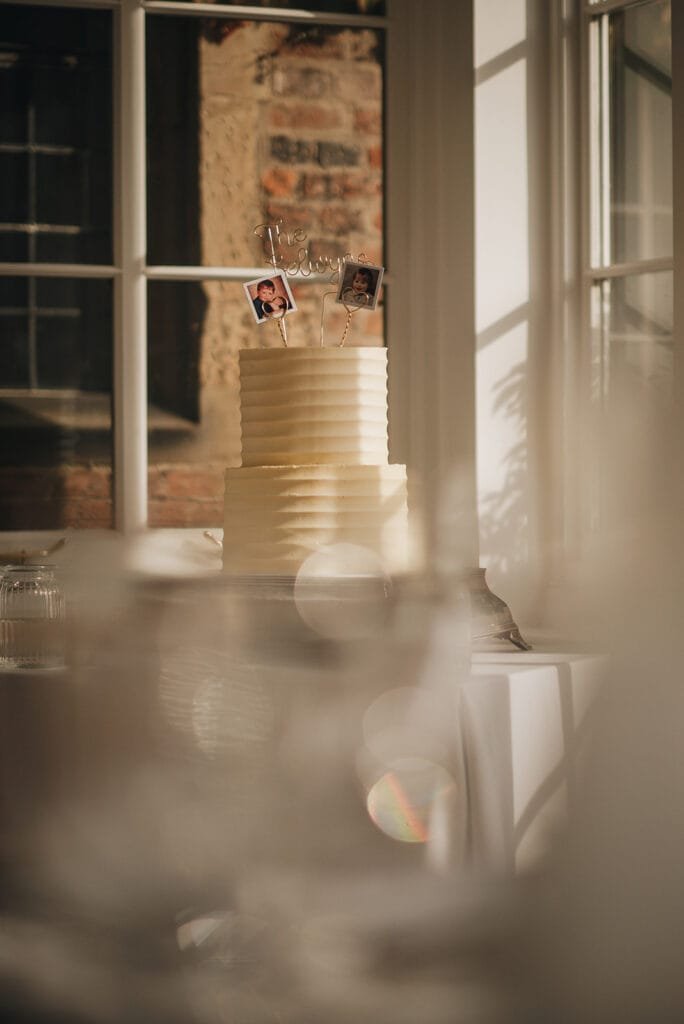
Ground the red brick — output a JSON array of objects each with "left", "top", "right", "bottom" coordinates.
[
  {"left": 336, "top": 66, "right": 381, "bottom": 103},
  {"left": 320, "top": 204, "right": 361, "bottom": 235},
  {"left": 157, "top": 467, "right": 224, "bottom": 500},
  {"left": 60, "top": 500, "right": 113, "bottom": 529},
  {"left": 367, "top": 145, "right": 383, "bottom": 170},
  {"left": 301, "top": 173, "right": 330, "bottom": 199},
  {"left": 354, "top": 108, "right": 382, "bottom": 134},
  {"left": 148, "top": 500, "right": 223, "bottom": 529},
  {"left": 271, "top": 65, "right": 331, "bottom": 100},
  {"left": 261, "top": 167, "right": 299, "bottom": 198},
  {"left": 335, "top": 173, "right": 380, "bottom": 198},
  {"left": 270, "top": 103, "right": 342, "bottom": 131},
  {"left": 60, "top": 465, "right": 112, "bottom": 499},
  {"left": 265, "top": 202, "right": 315, "bottom": 232},
  {"left": 300, "top": 172, "right": 380, "bottom": 200}
]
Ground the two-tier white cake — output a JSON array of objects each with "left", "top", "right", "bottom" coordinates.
[{"left": 222, "top": 346, "right": 409, "bottom": 575}]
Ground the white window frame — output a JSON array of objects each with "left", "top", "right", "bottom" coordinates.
[
  {"left": 0, "top": 0, "right": 399, "bottom": 533},
  {"left": 580, "top": 0, "right": 674, "bottom": 530},
  {"left": 1, "top": 0, "right": 479, "bottom": 575},
  {"left": 548, "top": 0, "right": 676, "bottom": 566}
]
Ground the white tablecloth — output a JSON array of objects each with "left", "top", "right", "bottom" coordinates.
[{"left": 462, "top": 648, "right": 606, "bottom": 872}]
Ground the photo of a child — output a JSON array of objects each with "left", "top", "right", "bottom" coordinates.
[
  {"left": 263, "top": 294, "right": 289, "bottom": 319},
  {"left": 244, "top": 271, "right": 296, "bottom": 324},
  {"left": 336, "top": 260, "right": 384, "bottom": 311}
]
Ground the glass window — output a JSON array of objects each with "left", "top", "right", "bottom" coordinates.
[
  {"left": 0, "top": 1, "right": 388, "bottom": 535},
  {"left": 592, "top": 270, "right": 674, "bottom": 402},
  {"left": 146, "top": 15, "right": 384, "bottom": 268},
  {"left": 586, "top": 0, "right": 673, "bottom": 532},
  {"left": 590, "top": 270, "right": 673, "bottom": 520},
  {"left": 0, "top": 276, "right": 114, "bottom": 531},
  {"left": 146, "top": 14, "right": 385, "bottom": 527},
  {"left": 0, "top": 5, "right": 114, "bottom": 532},
  {"left": 0, "top": 5, "right": 113, "bottom": 266},
  {"left": 608, "top": 0, "right": 672, "bottom": 264}
]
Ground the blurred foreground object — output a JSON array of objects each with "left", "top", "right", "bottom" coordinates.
[{"left": 0, "top": 542, "right": 519, "bottom": 1023}]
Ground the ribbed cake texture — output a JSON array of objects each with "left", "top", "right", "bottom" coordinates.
[{"left": 223, "top": 347, "right": 409, "bottom": 575}]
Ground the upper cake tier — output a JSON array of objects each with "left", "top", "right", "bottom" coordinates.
[{"left": 239, "top": 346, "right": 389, "bottom": 467}]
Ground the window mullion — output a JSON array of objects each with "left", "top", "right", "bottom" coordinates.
[
  {"left": 142, "top": 1, "right": 387, "bottom": 30},
  {"left": 599, "top": 13, "right": 612, "bottom": 267},
  {"left": 114, "top": 0, "right": 148, "bottom": 533}
]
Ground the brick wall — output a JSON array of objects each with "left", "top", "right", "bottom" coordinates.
[
  {"left": 0, "top": 465, "right": 225, "bottom": 530},
  {"left": 8, "top": 20, "right": 384, "bottom": 532},
  {"left": 0, "top": 466, "right": 113, "bottom": 530},
  {"left": 146, "top": 19, "right": 385, "bottom": 529},
  {"left": 261, "top": 26, "right": 384, "bottom": 269}
]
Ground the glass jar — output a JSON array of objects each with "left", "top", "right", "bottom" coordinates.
[{"left": 0, "top": 564, "right": 66, "bottom": 670}]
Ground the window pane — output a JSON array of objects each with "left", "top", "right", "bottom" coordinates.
[
  {"left": 609, "top": 0, "right": 672, "bottom": 263},
  {"left": 605, "top": 271, "right": 673, "bottom": 399},
  {"left": 0, "top": 316, "right": 29, "bottom": 388},
  {"left": 0, "top": 153, "right": 29, "bottom": 222},
  {"left": 146, "top": 16, "right": 384, "bottom": 268},
  {"left": 0, "top": 278, "right": 114, "bottom": 530},
  {"left": 591, "top": 271, "right": 673, "bottom": 521},
  {"left": 147, "top": 276, "right": 384, "bottom": 527},
  {"left": 0, "top": 235, "right": 28, "bottom": 264},
  {"left": 146, "top": 11, "right": 386, "bottom": 528},
  {"left": 0, "top": 5, "right": 113, "bottom": 265}
]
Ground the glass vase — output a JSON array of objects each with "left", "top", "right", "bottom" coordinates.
[{"left": 0, "top": 564, "right": 66, "bottom": 671}]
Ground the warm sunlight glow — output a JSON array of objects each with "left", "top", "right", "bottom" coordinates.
[{"left": 474, "top": 0, "right": 535, "bottom": 614}]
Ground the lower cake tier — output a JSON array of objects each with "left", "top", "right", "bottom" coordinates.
[{"left": 223, "top": 464, "right": 409, "bottom": 575}]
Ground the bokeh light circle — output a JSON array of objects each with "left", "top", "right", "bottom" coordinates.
[
  {"left": 361, "top": 686, "right": 452, "bottom": 766},
  {"left": 366, "top": 758, "right": 456, "bottom": 844},
  {"left": 293, "top": 543, "right": 391, "bottom": 641}
]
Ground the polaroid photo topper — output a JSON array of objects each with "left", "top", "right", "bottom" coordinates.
[
  {"left": 244, "top": 271, "right": 297, "bottom": 325},
  {"left": 335, "top": 260, "right": 384, "bottom": 312}
]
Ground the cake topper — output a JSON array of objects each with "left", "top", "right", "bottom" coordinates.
[
  {"left": 254, "top": 218, "right": 350, "bottom": 278},
  {"left": 325, "top": 258, "right": 384, "bottom": 347},
  {"left": 250, "top": 218, "right": 384, "bottom": 347},
  {"left": 335, "top": 260, "right": 383, "bottom": 311},
  {"left": 243, "top": 270, "right": 297, "bottom": 347}
]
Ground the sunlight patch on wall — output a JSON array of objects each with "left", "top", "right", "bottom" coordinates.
[
  {"left": 475, "top": 58, "right": 529, "bottom": 333},
  {"left": 474, "top": 0, "right": 526, "bottom": 69},
  {"left": 476, "top": 323, "right": 528, "bottom": 575},
  {"left": 475, "top": 0, "right": 531, "bottom": 583}
]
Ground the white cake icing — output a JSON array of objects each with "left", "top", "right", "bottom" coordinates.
[{"left": 223, "top": 347, "right": 409, "bottom": 575}]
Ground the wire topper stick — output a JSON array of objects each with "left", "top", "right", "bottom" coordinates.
[
  {"left": 318, "top": 287, "right": 365, "bottom": 348},
  {"left": 264, "top": 300, "right": 289, "bottom": 347}
]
